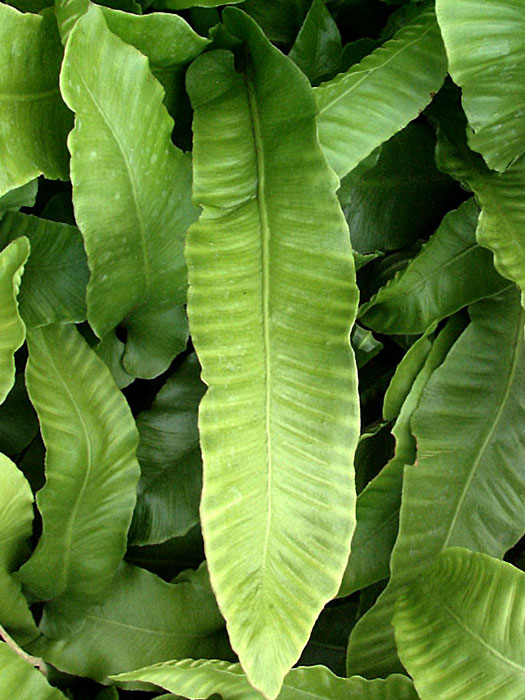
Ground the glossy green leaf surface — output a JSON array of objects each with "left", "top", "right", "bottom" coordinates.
[
  {"left": 394, "top": 548, "right": 525, "bottom": 700},
  {"left": 0, "top": 5, "right": 71, "bottom": 197},
  {"left": 0, "top": 212, "right": 89, "bottom": 328},
  {"left": 347, "top": 288, "right": 525, "bottom": 678},
  {"left": 60, "top": 4, "right": 198, "bottom": 377},
  {"left": 0, "top": 643, "right": 66, "bottom": 700},
  {"left": 315, "top": 6, "right": 447, "bottom": 178},
  {"left": 113, "top": 659, "right": 418, "bottom": 700},
  {"left": 359, "top": 198, "right": 509, "bottom": 334},
  {"left": 29, "top": 563, "right": 231, "bottom": 683},
  {"left": 288, "top": 0, "right": 342, "bottom": 84},
  {"left": 338, "top": 123, "right": 458, "bottom": 253},
  {"left": 0, "top": 453, "right": 38, "bottom": 643},
  {"left": 129, "top": 353, "right": 205, "bottom": 546},
  {"left": 0, "top": 237, "right": 29, "bottom": 405},
  {"left": 18, "top": 324, "right": 140, "bottom": 608},
  {"left": 186, "top": 9, "right": 359, "bottom": 696},
  {"left": 436, "top": 0, "right": 525, "bottom": 172}
]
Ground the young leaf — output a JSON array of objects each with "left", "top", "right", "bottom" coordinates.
[
  {"left": 394, "top": 548, "right": 525, "bottom": 700},
  {"left": 436, "top": 0, "right": 525, "bottom": 172},
  {"left": 28, "top": 563, "right": 231, "bottom": 683},
  {"left": 0, "top": 453, "right": 38, "bottom": 644},
  {"left": 112, "top": 659, "right": 418, "bottom": 700},
  {"left": 18, "top": 324, "right": 140, "bottom": 608},
  {"left": 359, "top": 198, "right": 509, "bottom": 334},
  {"left": 315, "top": 6, "right": 447, "bottom": 178},
  {"left": 60, "top": 5, "right": 198, "bottom": 378},
  {"left": 0, "top": 5, "right": 71, "bottom": 197},
  {"left": 0, "top": 212, "right": 89, "bottom": 328},
  {"left": 0, "top": 643, "right": 66, "bottom": 700},
  {"left": 129, "top": 353, "right": 205, "bottom": 546},
  {"left": 0, "top": 237, "right": 30, "bottom": 405},
  {"left": 347, "top": 287, "right": 525, "bottom": 678},
  {"left": 288, "top": 0, "right": 342, "bottom": 85},
  {"left": 186, "top": 9, "right": 359, "bottom": 697}
]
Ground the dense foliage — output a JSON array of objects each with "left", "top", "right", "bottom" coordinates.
[{"left": 0, "top": 0, "right": 524, "bottom": 698}]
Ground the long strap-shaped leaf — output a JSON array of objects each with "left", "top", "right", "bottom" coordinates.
[
  {"left": 0, "top": 237, "right": 29, "bottom": 404},
  {"left": 186, "top": 9, "right": 359, "bottom": 698},
  {"left": 0, "top": 5, "right": 71, "bottom": 197},
  {"left": 393, "top": 548, "right": 525, "bottom": 700},
  {"left": 18, "top": 324, "right": 140, "bottom": 612},
  {"left": 436, "top": 0, "right": 525, "bottom": 172},
  {"left": 315, "top": 6, "right": 447, "bottom": 178},
  {"left": 113, "top": 659, "right": 418, "bottom": 700},
  {"left": 346, "top": 287, "right": 525, "bottom": 678},
  {"left": 60, "top": 5, "right": 198, "bottom": 378},
  {"left": 0, "top": 643, "right": 66, "bottom": 700}
]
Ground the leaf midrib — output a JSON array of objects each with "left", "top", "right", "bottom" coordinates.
[{"left": 244, "top": 63, "right": 273, "bottom": 587}]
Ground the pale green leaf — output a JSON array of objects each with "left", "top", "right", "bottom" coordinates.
[
  {"left": 112, "top": 659, "right": 418, "bottom": 700},
  {"left": 0, "top": 212, "right": 89, "bottom": 328},
  {"left": 0, "top": 454, "right": 38, "bottom": 643},
  {"left": 436, "top": 0, "right": 525, "bottom": 172},
  {"left": 28, "top": 563, "right": 231, "bottom": 683},
  {"left": 95, "top": 330, "right": 135, "bottom": 389},
  {"left": 18, "top": 324, "right": 140, "bottom": 609},
  {"left": 186, "top": 9, "right": 359, "bottom": 697},
  {"left": 60, "top": 5, "right": 198, "bottom": 377},
  {"left": 394, "top": 548, "right": 525, "bottom": 700},
  {"left": 359, "top": 198, "right": 509, "bottom": 334},
  {"left": 347, "top": 288, "right": 525, "bottom": 678},
  {"left": 0, "top": 180, "right": 38, "bottom": 217},
  {"left": 0, "top": 643, "right": 66, "bottom": 700},
  {"left": 0, "top": 5, "right": 72, "bottom": 197},
  {"left": 129, "top": 353, "right": 205, "bottom": 546},
  {"left": 154, "top": 0, "right": 244, "bottom": 8},
  {"left": 0, "top": 237, "right": 29, "bottom": 405},
  {"left": 339, "top": 316, "right": 465, "bottom": 598},
  {"left": 315, "top": 6, "right": 447, "bottom": 178}
]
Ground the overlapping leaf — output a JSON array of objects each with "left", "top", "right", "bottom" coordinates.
[
  {"left": 0, "top": 5, "right": 71, "bottom": 197},
  {"left": 394, "top": 548, "right": 525, "bottom": 700},
  {"left": 113, "top": 659, "right": 418, "bottom": 700},
  {"left": 0, "top": 212, "right": 89, "bottom": 328},
  {"left": 347, "top": 288, "right": 525, "bottom": 678},
  {"left": 186, "top": 8, "right": 359, "bottom": 697},
  {"left": 315, "top": 5, "right": 447, "bottom": 178},
  {"left": 60, "top": 5, "right": 198, "bottom": 377},
  {"left": 436, "top": 0, "right": 525, "bottom": 172},
  {"left": 0, "top": 643, "right": 66, "bottom": 700},
  {"left": 0, "top": 237, "right": 29, "bottom": 404},
  {"left": 129, "top": 353, "right": 205, "bottom": 546},
  {"left": 359, "top": 198, "right": 509, "bottom": 334},
  {"left": 18, "top": 324, "right": 140, "bottom": 610},
  {"left": 0, "top": 454, "right": 38, "bottom": 643},
  {"left": 28, "top": 563, "right": 231, "bottom": 683}
]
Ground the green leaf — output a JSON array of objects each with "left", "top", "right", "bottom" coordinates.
[
  {"left": 186, "top": 9, "right": 359, "bottom": 696},
  {"left": 359, "top": 198, "right": 509, "bottom": 334},
  {"left": 315, "top": 6, "right": 447, "bottom": 178},
  {"left": 60, "top": 5, "right": 198, "bottom": 378},
  {"left": 94, "top": 330, "right": 135, "bottom": 389},
  {"left": 28, "top": 563, "right": 231, "bottom": 683},
  {"left": 393, "top": 548, "right": 525, "bottom": 700},
  {"left": 338, "top": 123, "right": 459, "bottom": 253},
  {"left": 288, "top": 0, "right": 342, "bottom": 85},
  {"left": 339, "top": 316, "right": 464, "bottom": 598},
  {"left": 0, "top": 453, "right": 38, "bottom": 643},
  {"left": 347, "top": 287, "right": 525, "bottom": 678},
  {"left": 0, "top": 237, "right": 30, "bottom": 405},
  {"left": 0, "top": 6, "right": 72, "bottom": 197},
  {"left": 112, "top": 659, "right": 418, "bottom": 700},
  {"left": 351, "top": 324, "right": 383, "bottom": 370},
  {"left": 0, "top": 643, "right": 66, "bottom": 700},
  {"left": 129, "top": 353, "right": 205, "bottom": 546},
  {"left": 241, "top": 0, "right": 311, "bottom": 45},
  {"left": 436, "top": 0, "right": 525, "bottom": 172},
  {"left": 17, "top": 324, "right": 140, "bottom": 609},
  {"left": 0, "top": 212, "right": 89, "bottom": 328},
  {"left": 0, "top": 180, "right": 38, "bottom": 218},
  {"left": 0, "top": 374, "right": 39, "bottom": 456},
  {"left": 152, "top": 0, "right": 244, "bottom": 8}
]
